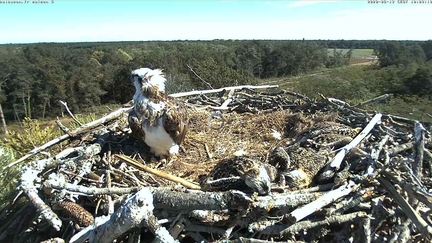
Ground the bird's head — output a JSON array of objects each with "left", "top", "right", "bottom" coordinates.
[
  {"left": 240, "top": 162, "right": 272, "bottom": 196},
  {"left": 131, "top": 68, "right": 166, "bottom": 94},
  {"left": 243, "top": 165, "right": 271, "bottom": 195}
]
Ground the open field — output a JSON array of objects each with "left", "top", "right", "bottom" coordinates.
[
  {"left": 327, "top": 48, "right": 375, "bottom": 58},
  {"left": 328, "top": 48, "right": 377, "bottom": 66},
  {"left": 349, "top": 58, "right": 377, "bottom": 65}
]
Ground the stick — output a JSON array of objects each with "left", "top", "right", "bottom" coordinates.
[
  {"left": 3, "top": 106, "right": 132, "bottom": 170},
  {"left": 59, "top": 100, "right": 83, "bottom": 126},
  {"left": 186, "top": 64, "right": 213, "bottom": 89},
  {"left": 114, "top": 154, "right": 201, "bottom": 190},
  {"left": 44, "top": 179, "right": 141, "bottom": 196},
  {"left": 210, "top": 98, "right": 233, "bottom": 110},
  {"left": 55, "top": 118, "right": 72, "bottom": 136},
  {"left": 353, "top": 94, "right": 392, "bottom": 108},
  {"left": 44, "top": 177, "right": 319, "bottom": 213},
  {"left": 329, "top": 188, "right": 374, "bottom": 216},
  {"left": 378, "top": 177, "right": 432, "bottom": 237},
  {"left": 70, "top": 188, "right": 177, "bottom": 243},
  {"left": 259, "top": 211, "right": 367, "bottom": 236},
  {"left": 324, "top": 113, "right": 382, "bottom": 172},
  {"left": 287, "top": 180, "right": 357, "bottom": 222},
  {"left": 169, "top": 85, "right": 279, "bottom": 98},
  {"left": 413, "top": 121, "right": 426, "bottom": 181},
  {"left": 20, "top": 158, "right": 62, "bottom": 231},
  {"left": 361, "top": 216, "right": 372, "bottom": 243},
  {"left": 219, "top": 238, "right": 302, "bottom": 243},
  {"left": 2, "top": 134, "right": 70, "bottom": 171}
]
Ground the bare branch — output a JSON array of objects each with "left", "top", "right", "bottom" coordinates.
[
  {"left": 186, "top": 64, "right": 213, "bottom": 89},
  {"left": 59, "top": 100, "right": 83, "bottom": 126},
  {"left": 169, "top": 85, "right": 279, "bottom": 98}
]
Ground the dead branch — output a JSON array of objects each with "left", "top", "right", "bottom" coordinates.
[
  {"left": 20, "top": 158, "right": 62, "bottom": 231},
  {"left": 59, "top": 100, "right": 83, "bottom": 126},
  {"left": 115, "top": 154, "right": 201, "bottom": 190},
  {"left": 169, "top": 85, "right": 279, "bottom": 98},
  {"left": 258, "top": 211, "right": 368, "bottom": 236},
  {"left": 378, "top": 177, "right": 432, "bottom": 237},
  {"left": 219, "top": 238, "right": 302, "bottom": 243},
  {"left": 287, "top": 180, "right": 357, "bottom": 222},
  {"left": 319, "top": 113, "right": 382, "bottom": 180},
  {"left": 70, "top": 188, "right": 177, "bottom": 243},
  {"left": 186, "top": 64, "right": 213, "bottom": 89},
  {"left": 353, "top": 93, "right": 392, "bottom": 108},
  {"left": 413, "top": 121, "right": 426, "bottom": 181},
  {"left": 3, "top": 106, "right": 132, "bottom": 170}
]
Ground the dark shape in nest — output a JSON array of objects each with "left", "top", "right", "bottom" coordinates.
[
  {"left": 199, "top": 156, "right": 274, "bottom": 196},
  {"left": 199, "top": 121, "right": 362, "bottom": 195}
]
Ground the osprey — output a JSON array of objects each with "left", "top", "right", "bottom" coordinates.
[{"left": 128, "top": 68, "right": 188, "bottom": 158}]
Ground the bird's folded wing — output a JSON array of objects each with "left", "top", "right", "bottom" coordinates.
[{"left": 163, "top": 101, "right": 189, "bottom": 145}]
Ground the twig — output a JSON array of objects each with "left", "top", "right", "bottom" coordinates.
[
  {"left": 210, "top": 98, "right": 233, "bottom": 110},
  {"left": 328, "top": 187, "right": 375, "bottom": 216},
  {"left": 204, "top": 143, "right": 213, "bottom": 159},
  {"left": 361, "top": 216, "right": 372, "bottom": 243},
  {"left": 218, "top": 238, "right": 302, "bottom": 243},
  {"left": 105, "top": 151, "right": 114, "bottom": 215},
  {"left": 287, "top": 180, "right": 357, "bottom": 222},
  {"left": 353, "top": 94, "right": 392, "bottom": 108},
  {"left": 320, "top": 113, "right": 382, "bottom": 179},
  {"left": 20, "top": 158, "right": 62, "bottom": 231},
  {"left": 70, "top": 188, "right": 177, "bottom": 243},
  {"left": 44, "top": 178, "right": 253, "bottom": 212},
  {"left": 44, "top": 178, "right": 141, "bottom": 196},
  {"left": 183, "top": 221, "right": 239, "bottom": 238},
  {"left": 378, "top": 177, "right": 432, "bottom": 237},
  {"left": 262, "top": 89, "right": 311, "bottom": 101},
  {"left": 258, "top": 211, "right": 367, "bottom": 236},
  {"left": 59, "top": 100, "right": 83, "bottom": 126},
  {"left": 55, "top": 118, "right": 72, "bottom": 136},
  {"left": 252, "top": 192, "right": 324, "bottom": 213},
  {"left": 186, "top": 64, "right": 213, "bottom": 89},
  {"left": 114, "top": 154, "right": 201, "bottom": 190},
  {"left": 3, "top": 106, "right": 132, "bottom": 170},
  {"left": 388, "top": 142, "right": 414, "bottom": 155},
  {"left": 400, "top": 181, "right": 432, "bottom": 210},
  {"left": 169, "top": 85, "right": 279, "bottom": 98},
  {"left": 413, "top": 121, "right": 426, "bottom": 181}
]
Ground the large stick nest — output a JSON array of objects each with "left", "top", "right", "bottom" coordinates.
[{"left": 1, "top": 86, "right": 432, "bottom": 243}]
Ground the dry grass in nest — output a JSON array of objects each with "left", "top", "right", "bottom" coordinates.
[{"left": 158, "top": 108, "right": 340, "bottom": 183}]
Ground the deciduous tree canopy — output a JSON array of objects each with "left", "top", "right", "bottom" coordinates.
[{"left": 0, "top": 39, "right": 431, "bottom": 121}]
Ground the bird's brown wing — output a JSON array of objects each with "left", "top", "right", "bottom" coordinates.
[
  {"left": 163, "top": 99, "right": 189, "bottom": 145},
  {"left": 128, "top": 109, "right": 146, "bottom": 143}
]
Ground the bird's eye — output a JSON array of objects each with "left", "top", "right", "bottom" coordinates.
[{"left": 138, "top": 77, "right": 143, "bottom": 82}]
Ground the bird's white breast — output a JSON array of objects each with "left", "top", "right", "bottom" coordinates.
[
  {"left": 134, "top": 92, "right": 178, "bottom": 157},
  {"left": 142, "top": 117, "right": 179, "bottom": 157}
]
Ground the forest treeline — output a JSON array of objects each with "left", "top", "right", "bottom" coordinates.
[{"left": 0, "top": 39, "right": 431, "bottom": 121}]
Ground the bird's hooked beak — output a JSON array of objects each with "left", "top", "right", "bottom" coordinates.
[
  {"left": 131, "top": 68, "right": 153, "bottom": 85},
  {"left": 131, "top": 74, "right": 142, "bottom": 84}
]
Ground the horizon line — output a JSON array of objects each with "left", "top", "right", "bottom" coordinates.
[{"left": 1, "top": 38, "right": 431, "bottom": 45}]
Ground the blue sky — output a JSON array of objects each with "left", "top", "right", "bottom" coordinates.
[{"left": 0, "top": 0, "right": 430, "bottom": 44}]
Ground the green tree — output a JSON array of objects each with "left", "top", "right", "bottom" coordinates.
[
  {"left": 375, "top": 42, "right": 426, "bottom": 67},
  {"left": 404, "top": 64, "right": 432, "bottom": 97},
  {"left": 421, "top": 40, "right": 432, "bottom": 61}
]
